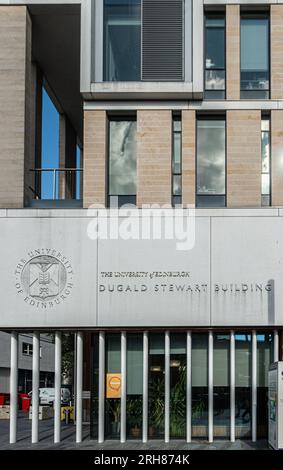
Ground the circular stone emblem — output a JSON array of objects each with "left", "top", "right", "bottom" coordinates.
[{"left": 15, "top": 249, "right": 74, "bottom": 308}]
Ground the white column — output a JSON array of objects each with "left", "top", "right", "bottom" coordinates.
[
  {"left": 186, "top": 331, "right": 192, "bottom": 443},
  {"left": 120, "top": 332, "right": 127, "bottom": 443},
  {"left": 32, "top": 332, "right": 40, "bottom": 444},
  {"left": 143, "top": 332, "right": 149, "bottom": 443},
  {"left": 9, "top": 332, "right": 18, "bottom": 444},
  {"left": 274, "top": 331, "right": 279, "bottom": 363},
  {"left": 230, "top": 331, "right": 235, "bottom": 443},
  {"left": 54, "top": 331, "right": 62, "bottom": 444},
  {"left": 208, "top": 331, "right": 213, "bottom": 443},
  {"left": 98, "top": 331, "right": 105, "bottom": 443},
  {"left": 165, "top": 331, "right": 170, "bottom": 443},
  {"left": 76, "top": 332, "right": 83, "bottom": 443},
  {"left": 252, "top": 330, "right": 257, "bottom": 443}
]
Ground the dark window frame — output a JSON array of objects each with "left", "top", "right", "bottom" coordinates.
[
  {"left": 172, "top": 113, "right": 182, "bottom": 207},
  {"left": 261, "top": 115, "right": 271, "bottom": 207},
  {"left": 196, "top": 114, "right": 227, "bottom": 208},
  {"left": 22, "top": 342, "right": 33, "bottom": 356},
  {"left": 107, "top": 115, "right": 137, "bottom": 208},
  {"left": 240, "top": 12, "right": 270, "bottom": 100},
  {"left": 204, "top": 12, "right": 226, "bottom": 100}
]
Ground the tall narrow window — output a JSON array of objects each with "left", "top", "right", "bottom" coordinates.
[
  {"left": 108, "top": 116, "right": 137, "bottom": 207},
  {"left": 205, "top": 13, "right": 225, "bottom": 99},
  {"left": 105, "top": 334, "right": 121, "bottom": 439},
  {"left": 126, "top": 334, "right": 143, "bottom": 440},
  {"left": 196, "top": 117, "right": 226, "bottom": 208},
  {"left": 148, "top": 333, "right": 165, "bottom": 439},
  {"left": 240, "top": 13, "right": 270, "bottom": 99},
  {"left": 235, "top": 333, "right": 252, "bottom": 439},
  {"left": 104, "top": 0, "right": 141, "bottom": 81},
  {"left": 213, "top": 334, "right": 230, "bottom": 438},
  {"left": 192, "top": 334, "right": 208, "bottom": 438},
  {"left": 261, "top": 117, "right": 271, "bottom": 206},
  {"left": 170, "top": 333, "right": 186, "bottom": 439},
  {"left": 172, "top": 115, "right": 182, "bottom": 207}
]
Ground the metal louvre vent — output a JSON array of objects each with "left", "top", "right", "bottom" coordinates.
[{"left": 142, "top": 0, "right": 184, "bottom": 81}]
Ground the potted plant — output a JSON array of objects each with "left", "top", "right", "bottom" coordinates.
[
  {"left": 127, "top": 398, "right": 143, "bottom": 438},
  {"left": 149, "top": 377, "right": 165, "bottom": 438},
  {"left": 108, "top": 400, "right": 121, "bottom": 436}
]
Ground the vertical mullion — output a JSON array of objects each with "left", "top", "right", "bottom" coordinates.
[
  {"left": 76, "top": 332, "right": 83, "bottom": 443},
  {"left": 186, "top": 331, "right": 192, "bottom": 443},
  {"left": 252, "top": 330, "right": 257, "bottom": 443},
  {"left": 230, "top": 331, "right": 235, "bottom": 442},
  {"left": 165, "top": 331, "right": 170, "bottom": 443},
  {"left": 32, "top": 332, "right": 40, "bottom": 444},
  {"left": 208, "top": 331, "right": 213, "bottom": 443},
  {"left": 98, "top": 331, "right": 105, "bottom": 443},
  {"left": 54, "top": 331, "right": 62, "bottom": 444},
  {"left": 120, "top": 332, "right": 127, "bottom": 443},
  {"left": 9, "top": 332, "right": 18, "bottom": 444},
  {"left": 143, "top": 331, "right": 149, "bottom": 443}
]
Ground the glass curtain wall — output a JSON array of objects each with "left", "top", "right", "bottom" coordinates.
[
  {"left": 126, "top": 334, "right": 143, "bottom": 439},
  {"left": 105, "top": 334, "right": 121, "bottom": 439},
  {"left": 108, "top": 117, "right": 137, "bottom": 207},
  {"left": 104, "top": 0, "right": 141, "bottom": 81},
  {"left": 192, "top": 334, "right": 208, "bottom": 438},
  {"left": 196, "top": 117, "right": 226, "bottom": 208},
  {"left": 235, "top": 334, "right": 252, "bottom": 439},
  {"left": 213, "top": 334, "right": 230, "bottom": 438},
  {"left": 170, "top": 333, "right": 186, "bottom": 439},
  {"left": 148, "top": 334, "right": 165, "bottom": 439}
]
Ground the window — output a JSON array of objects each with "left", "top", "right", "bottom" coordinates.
[
  {"left": 192, "top": 334, "right": 208, "bottom": 438},
  {"left": 105, "top": 334, "right": 121, "bottom": 439},
  {"left": 172, "top": 115, "right": 182, "bottom": 207},
  {"left": 213, "top": 335, "right": 230, "bottom": 438},
  {"left": 261, "top": 117, "right": 271, "bottom": 206},
  {"left": 103, "top": 0, "right": 184, "bottom": 82},
  {"left": 148, "top": 334, "right": 165, "bottom": 439},
  {"left": 196, "top": 117, "right": 226, "bottom": 208},
  {"left": 22, "top": 342, "right": 33, "bottom": 356},
  {"left": 104, "top": 0, "right": 141, "bottom": 81},
  {"left": 126, "top": 334, "right": 143, "bottom": 439},
  {"left": 205, "top": 13, "right": 225, "bottom": 99},
  {"left": 235, "top": 333, "right": 252, "bottom": 438},
  {"left": 108, "top": 117, "right": 137, "bottom": 207},
  {"left": 240, "top": 14, "right": 270, "bottom": 99}
]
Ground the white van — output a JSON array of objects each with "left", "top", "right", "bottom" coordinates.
[{"left": 28, "top": 388, "right": 71, "bottom": 406}]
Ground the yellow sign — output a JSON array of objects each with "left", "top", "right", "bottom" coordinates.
[{"left": 106, "top": 373, "right": 121, "bottom": 399}]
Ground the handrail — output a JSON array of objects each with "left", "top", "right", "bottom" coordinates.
[{"left": 30, "top": 168, "right": 83, "bottom": 201}]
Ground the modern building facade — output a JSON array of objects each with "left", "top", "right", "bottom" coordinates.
[{"left": 0, "top": 0, "right": 283, "bottom": 447}]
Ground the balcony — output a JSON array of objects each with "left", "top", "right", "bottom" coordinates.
[{"left": 28, "top": 168, "right": 83, "bottom": 208}]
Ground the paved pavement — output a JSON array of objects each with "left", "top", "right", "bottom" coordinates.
[{"left": 0, "top": 412, "right": 269, "bottom": 450}]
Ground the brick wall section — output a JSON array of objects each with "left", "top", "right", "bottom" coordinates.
[
  {"left": 182, "top": 110, "right": 195, "bottom": 206},
  {"left": 226, "top": 5, "right": 240, "bottom": 101},
  {"left": 0, "top": 7, "right": 28, "bottom": 208},
  {"left": 83, "top": 110, "right": 107, "bottom": 208},
  {"left": 271, "top": 5, "right": 283, "bottom": 100},
  {"left": 137, "top": 110, "right": 171, "bottom": 207},
  {"left": 271, "top": 110, "right": 283, "bottom": 206},
  {"left": 227, "top": 111, "right": 261, "bottom": 208}
]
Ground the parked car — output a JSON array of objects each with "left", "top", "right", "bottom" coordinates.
[{"left": 28, "top": 387, "right": 71, "bottom": 406}]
